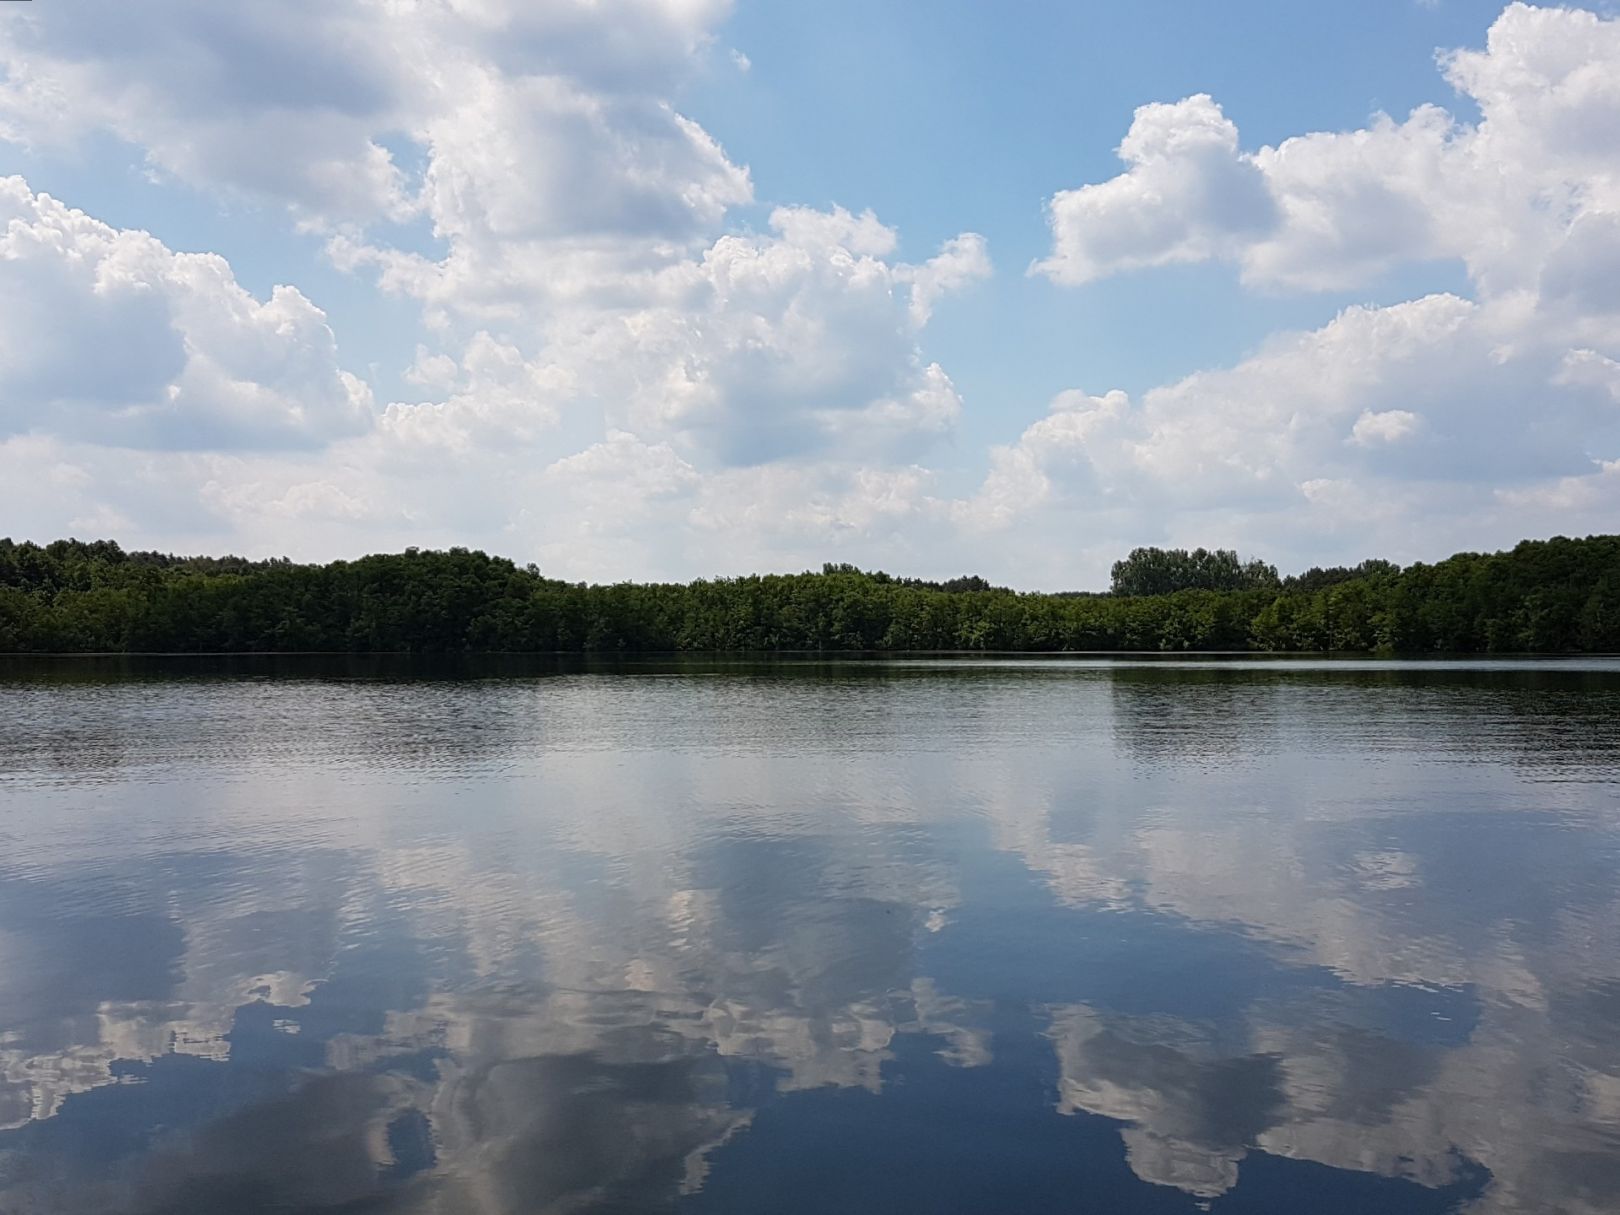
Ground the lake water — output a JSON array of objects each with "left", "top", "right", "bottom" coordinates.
[{"left": 1, "top": 656, "right": 1618, "bottom": 1214}]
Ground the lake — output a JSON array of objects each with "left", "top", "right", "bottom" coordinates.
[{"left": 1, "top": 655, "right": 1617, "bottom": 1214}]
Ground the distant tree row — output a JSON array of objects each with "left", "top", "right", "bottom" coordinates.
[
  {"left": 1109, "top": 547, "right": 1280, "bottom": 597},
  {"left": 0, "top": 534, "right": 1616, "bottom": 654}
]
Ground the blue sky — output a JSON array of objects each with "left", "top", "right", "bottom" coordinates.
[
  {"left": 0, "top": 1, "right": 1617, "bottom": 586},
  {"left": 685, "top": 0, "right": 1502, "bottom": 451}
]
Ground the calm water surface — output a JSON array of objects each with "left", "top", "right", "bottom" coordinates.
[{"left": 1, "top": 656, "right": 1618, "bottom": 1214}]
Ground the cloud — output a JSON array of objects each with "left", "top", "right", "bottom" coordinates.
[
  {"left": 514, "top": 447, "right": 941, "bottom": 580},
  {"left": 331, "top": 207, "right": 984, "bottom": 484},
  {"left": 0, "top": 0, "right": 989, "bottom": 470},
  {"left": 0, "top": 178, "right": 371, "bottom": 452},
  {"left": 905, "top": 232, "right": 993, "bottom": 326},
  {"left": 0, "top": 0, "right": 992, "bottom": 557},
  {"left": 1034, "top": 4, "right": 1620, "bottom": 296},
  {"left": 1351, "top": 409, "right": 1421, "bottom": 446},
  {"left": 568, "top": 208, "right": 978, "bottom": 465},
  {"left": 953, "top": 285, "right": 1620, "bottom": 581},
  {"left": 414, "top": 68, "right": 753, "bottom": 249},
  {"left": 955, "top": 390, "right": 1131, "bottom": 531},
  {"left": 1085, "top": 289, "right": 1606, "bottom": 494},
  {"left": 380, "top": 332, "right": 575, "bottom": 454},
  {"left": 0, "top": 0, "right": 743, "bottom": 225},
  {"left": 1031, "top": 95, "right": 1276, "bottom": 285},
  {"left": 0, "top": 1, "right": 412, "bottom": 221},
  {"left": 0, "top": 0, "right": 753, "bottom": 243},
  {"left": 545, "top": 430, "right": 701, "bottom": 514}
]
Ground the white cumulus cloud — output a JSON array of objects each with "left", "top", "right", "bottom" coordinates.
[
  {"left": 1032, "top": 95, "right": 1275, "bottom": 285},
  {"left": 0, "top": 178, "right": 371, "bottom": 452},
  {"left": 1035, "top": 4, "right": 1620, "bottom": 297}
]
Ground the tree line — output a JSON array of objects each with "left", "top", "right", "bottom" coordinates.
[{"left": 0, "top": 534, "right": 1616, "bottom": 654}]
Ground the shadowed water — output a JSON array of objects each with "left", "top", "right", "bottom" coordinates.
[{"left": 0, "top": 655, "right": 1617, "bottom": 1213}]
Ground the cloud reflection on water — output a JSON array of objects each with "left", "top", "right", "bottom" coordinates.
[{"left": 0, "top": 658, "right": 1614, "bottom": 1212}]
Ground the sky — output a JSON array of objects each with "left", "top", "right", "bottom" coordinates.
[{"left": 0, "top": 1, "right": 1617, "bottom": 588}]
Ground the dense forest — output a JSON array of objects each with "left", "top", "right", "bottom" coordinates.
[{"left": 0, "top": 534, "right": 1616, "bottom": 654}]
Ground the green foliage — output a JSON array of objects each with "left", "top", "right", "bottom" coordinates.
[
  {"left": 0, "top": 534, "right": 1615, "bottom": 654},
  {"left": 1283, "top": 558, "right": 1401, "bottom": 593},
  {"left": 1110, "top": 547, "right": 1280, "bottom": 597}
]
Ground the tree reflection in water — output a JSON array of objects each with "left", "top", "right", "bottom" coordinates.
[{"left": 0, "top": 656, "right": 1615, "bottom": 1213}]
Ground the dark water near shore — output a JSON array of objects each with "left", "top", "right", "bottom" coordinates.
[{"left": 1, "top": 655, "right": 1618, "bottom": 1214}]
